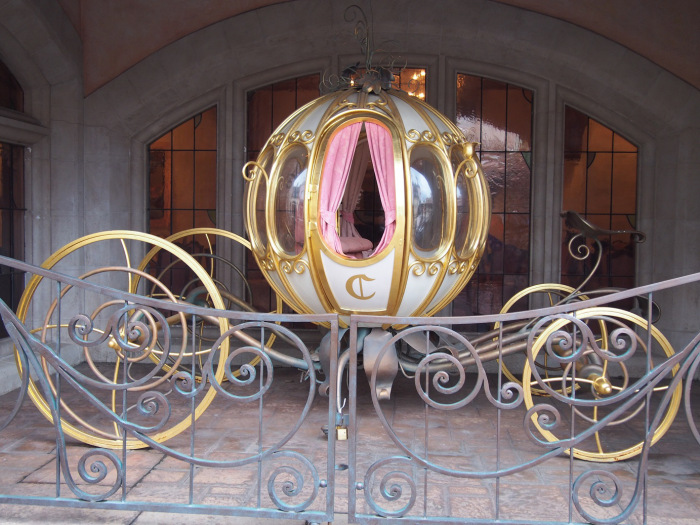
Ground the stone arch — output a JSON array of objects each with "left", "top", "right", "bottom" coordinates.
[
  {"left": 79, "top": 0, "right": 698, "bottom": 346},
  {"left": 87, "top": 0, "right": 697, "bottom": 133}
]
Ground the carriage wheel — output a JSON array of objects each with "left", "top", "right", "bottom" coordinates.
[
  {"left": 521, "top": 307, "right": 681, "bottom": 462},
  {"left": 496, "top": 284, "right": 606, "bottom": 396},
  {"left": 135, "top": 228, "right": 283, "bottom": 380},
  {"left": 15, "top": 231, "right": 229, "bottom": 449}
]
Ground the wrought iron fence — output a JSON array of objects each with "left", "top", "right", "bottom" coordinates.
[
  {"left": 347, "top": 275, "right": 700, "bottom": 524},
  {"left": 0, "top": 255, "right": 339, "bottom": 524},
  {"left": 1, "top": 253, "right": 700, "bottom": 524}
]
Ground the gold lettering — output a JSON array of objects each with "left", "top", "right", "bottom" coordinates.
[{"left": 345, "top": 274, "right": 376, "bottom": 300}]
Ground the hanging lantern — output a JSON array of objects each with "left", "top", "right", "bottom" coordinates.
[{"left": 243, "top": 81, "right": 490, "bottom": 327}]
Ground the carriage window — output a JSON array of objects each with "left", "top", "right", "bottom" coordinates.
[
  {"left": 273, "top": 145, "right": 308, "bottom": 255},
  {"left": 454, "top": 74, "right": 533, "bottom": 318},
  {"left": 451, "top": 147, "right": 472, "bottom": 256},
  {"left": 351, "top": 139, "right": 383, "bottom": 247},
  {"left": 410, "top": 145, "right": 446, "bottom": 254},
  {"left": 247, "top": 149, "right": 272, "bottom": 255},
  {"left": 562, "top": 106, "right": 638, "bottom": 289}
]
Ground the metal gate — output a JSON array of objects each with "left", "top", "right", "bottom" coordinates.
[{"left": 1, "top": 254, "right": 700, "bottom": 524}]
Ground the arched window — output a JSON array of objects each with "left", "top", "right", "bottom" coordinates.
[
  {"left": 453, "top": 74, "right": 534, "bottom": 319},
  {"left": 0, "top": 59, "right": 25, "bottom": 339},
  {"left": 0, "top": 59, "right": 23, "bottom": 111},
  {"left": 149, "top": 107, "right": 217, "bottom": 237},
  {"left": 148, "top": 106, "right": 217, "bottom": 291},
  {"left": 562, "top": 106, "right": 638, "bottom": 289}
]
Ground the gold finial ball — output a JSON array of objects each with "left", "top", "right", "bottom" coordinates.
[{"left": 243, "top": 87, "right": 490, "bottom": 325}]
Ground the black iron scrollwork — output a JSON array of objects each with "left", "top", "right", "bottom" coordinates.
[{"left": 322, "top": 4, "right": 407, "bottom": 94}]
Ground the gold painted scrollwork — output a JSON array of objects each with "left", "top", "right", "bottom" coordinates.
[
  {"left": 447, "top": 259, "right": 468, "bottom": 275},
  {"left": 441, "top": 132, "right": 464, "bottom": 146},
  {"left": 409, "top": 261, "right": 427, "bottom": 276},
  {"left": 455, "top": 157, "right": 479, "bottom": 179},
  {"left": 409, "top": 260, "right": 443, "bottom": 277},
  {"left": 366, "top": 97, "right": 390, "bottom": 114},
  {"left": 281, "top": 258, "right": 309, "bottom": 275},
  {"left": 336, "top": 97, "right": 358, "bottom": 112},
  {"left": 288, "top": 130, "right": 315, "bottom": 144},
  {"left": 270, "top": 133, "right": 286, "bottom": 147},
  {"left": 428, "top": 261, "right": 442, "bottom": 276},
  {"left": 406, "top": 129, "right": 436, "bottom": 143},
  {"left": 241, "top": 160, "right": 270, "bottom": 182},
  {"left": 261, "top": 256, "right": 277, "bottom": 271}
]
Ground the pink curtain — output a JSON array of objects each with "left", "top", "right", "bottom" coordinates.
[
  {"left": 366, "top": 122, "right": 396, "bottom": 254},
  {"left": 339, "top": 140, "right": 371, "bottom": 240},
  {"left": 319, "top": 122, "right": 362, "bottom": 254},
  {"left": 319, "top": 121, "right": 396, "bottom": 257}
]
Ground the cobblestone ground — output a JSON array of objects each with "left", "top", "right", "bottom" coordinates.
[{"left": 0, "top": 364, "right": 698, "bottom": 524}]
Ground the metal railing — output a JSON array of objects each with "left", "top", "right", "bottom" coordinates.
[
  {"left": 347, "top": 274, "right": 700, "bottom": 524},
  {"left": 0, "top": 255, "right": 339, "bottom": 524},
  {"left": 1, "top": 254, "right": 700, "bottom": 524}
]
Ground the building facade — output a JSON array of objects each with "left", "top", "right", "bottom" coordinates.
[{"left": 0, "top": 0, "right": 699, "bottom": 367}]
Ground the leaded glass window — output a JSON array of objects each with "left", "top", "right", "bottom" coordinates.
[
  {"left": 0, "top": 59, "right": 24, "bottom": 338},
  {"left": 148, "top": 106, "right": 217, "bottom": 292},
  {"left": 562, "top": 106, "right": 638, "bottom": 289},
  {"left": 453, "top": 74, "right": 533, "bottom": 318},
  {"left": 246, "top": 74, "right": 320, "bottom": 313}
]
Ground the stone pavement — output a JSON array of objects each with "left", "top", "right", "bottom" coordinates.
[{"left": 0, "top": 364, "right": 698, "bottom": 525}]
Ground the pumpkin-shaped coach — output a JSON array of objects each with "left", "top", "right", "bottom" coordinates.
[{"left": 243, "top": 85, "right": 490, "bottom": 327}]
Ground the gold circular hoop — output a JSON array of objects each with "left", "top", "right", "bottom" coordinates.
[
  {"left": 496, "top": 284, "right": 607, "bottom": 396},
  {"left": 522, "top": 307, "right": 681, "bottom": 462},
  {"left": 15, "top": 231, "right": 229, "bottom": 449},
  {"left": 136, "top": 228, "right": 283, "bottom": 379}
]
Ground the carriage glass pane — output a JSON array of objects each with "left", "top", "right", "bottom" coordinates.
[
  {"left": 274, "top": 145, "right": 308, "bottom": 255},
  {"left": 410, "top": 145, "right": 446, "bottom": 255}
]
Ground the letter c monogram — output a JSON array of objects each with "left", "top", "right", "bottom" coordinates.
[{"left": 345, "top": 274, "right": 375, "bottom": 300}]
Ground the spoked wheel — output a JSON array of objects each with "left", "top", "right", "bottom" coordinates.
[
  {"left": 15, "top": 231, "right": 229, "bottom": 449},
  {"left": 521, "top": 307, "right": 681, "bottom": 462},
  {"left": 496, "top": 284, "right": 606, "bottom": 396},
  {"left": 136, "top": 228, "right": 283, "bottom": 380}
]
